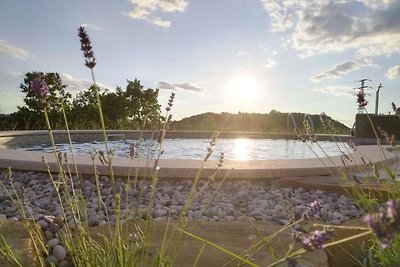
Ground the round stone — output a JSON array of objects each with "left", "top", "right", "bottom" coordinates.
[
  {"left": 45, "top": 255, "right": 59, "bottom": 266},
  {"left": 49, "top": 223, "right": 60, "bottom": 234},
  {"left": 59, "top": 260, "right": 72, "bottom": 267},
  {"left": 153, "top": 209, "right": 167, "bottom": 218},
  {"left": 38, "top": 197, "right": 52, "bottom": 208},
  {"left": 52, "top": 245, "right": 67, "bottom": 261},
  {"left": 37, "top": 219, "right": 49, "bottom": 229},
  {"left": 44, "top": 230, "right": 54, "bottom": 240},
  {"left": 47, "top": 238, "right": 59, "bottom": 248}
]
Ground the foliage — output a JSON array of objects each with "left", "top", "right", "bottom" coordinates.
[
  {"left": 169, "top": 110, "right": 350, "bottom": 134},
  {"left": 0, "top": 74, "right": 162, "bottom": 130},
  {"left": 16, "top": 72, "right": 72, "bottom": 129},
  {"left": 363, "top": 233, "right": 400, "bottom": 267}
]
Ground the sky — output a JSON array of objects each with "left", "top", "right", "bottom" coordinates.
[{"left": 0, "top": 0, "right": 399, "bottom": 127}]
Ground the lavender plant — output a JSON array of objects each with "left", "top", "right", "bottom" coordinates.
[
  {"left": 363, "top": 199, "right": 400, "bottom": 249},
  {"left": 3, "top": 26, "right": 400, "bottom": 267}
]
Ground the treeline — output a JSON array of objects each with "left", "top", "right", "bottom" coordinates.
[
  {"left": 169, "top": 110, "right": 350, "bottom": 134},
  {"left": 0, "top": 72, "right": 162, "bottom": 130}
]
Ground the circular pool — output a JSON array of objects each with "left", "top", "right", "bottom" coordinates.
[{"left": 20, "top": 138, "right": 350, "bottom": 161}]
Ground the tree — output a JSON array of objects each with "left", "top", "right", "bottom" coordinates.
[
  {"left": 16, "top": 72, "right": 72, "bottom": 129},
  {"left": 69, "top": 79, "right": 162, "bottom": 129},
  {"left": 124, "top": 79, "right": 162, "bottom": 129},
  {"left": 101, "top": 87, "right": 129, "bottom": 129},
  {"left": 6, "top": 74, "right": 162, "bottom": 130},
  {"left": 70, "top": 85, "right": 100, "bottom": 128}
]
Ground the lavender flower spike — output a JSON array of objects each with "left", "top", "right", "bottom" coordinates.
[
  {"left": 78, "top": 26, "right": 96, "bottom": 69},
  {"left": 364, "top": 199, "right": 400, "bottom": 248},
  {"left": 29, "top": 73, "right": 49, "bottom": 107},
  {"left": 303, "top": 200, "right": 322, "bottom": 220},
  {"left": 294, "top": 227, "right": 335, "bottom": 251}
]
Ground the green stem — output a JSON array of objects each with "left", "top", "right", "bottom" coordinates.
[
  {"left": 267, "top": 230, "right": 373, "bottom": 267},
  {"left": 178, "top": 228, "right": 257, "bottom": 267},
  {"left": 90, "top": 68, "right": 116, "bottom": 193}
]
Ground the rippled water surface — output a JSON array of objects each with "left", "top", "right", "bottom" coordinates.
[{"left": 21, "top": 138, "right": 350, "bottom": 160}]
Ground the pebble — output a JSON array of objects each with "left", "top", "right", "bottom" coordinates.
[
  {"left": 37, "top": 219, "right": 49, "bottom": 229},
  {"left": 58, "top": 260, "right": 72, "bottom": 267},
  {"left": 0, "top": 170, "right": 364, "bottom": 228},
  {"left": 45, "top": 255, "right": 59, "bottom": 266},
  {"left": 52, "top": 245, "right": 67, "bottom": 261},
  {"left": 47, "top": 238, "right": 59, "bottom": 248}
]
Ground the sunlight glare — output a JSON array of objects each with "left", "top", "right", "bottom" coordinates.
[
  {"left": 234, "top": 138, "right": 250, "bottom": 160},
  {"left": 227, "top": 74, "right": 259, "bottom": 101}
]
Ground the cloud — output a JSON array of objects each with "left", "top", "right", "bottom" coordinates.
[
  {"left": 311, "top": 59, "right": 378, "bottom": 82},
  {"left": 312, "top": 86, "right": 356, "bottom": 97},
  {"left": 157, "top": 81, "right": 205, "bottom": 93},
  {"left": 60, "top": 73, "right": 110, "bottom": 92},
  {"left": 0, "top": 39, "right": 29, "bottom": 60},
  {"left": 7, "top": 71, "right": 23, "bottom": 78},
  {"left": 386, "top": 65, "right": 400, "bottom": 79},
  {"left": 261, "top": 58, "right": 277, "bottom": 68},
  {"left": 260, "top": 0, "right": 400, "bottom": 57},
  {"left": 237, "top": 51, "right": 249, "bottom": 56},
  {"left": 80, "top": 23, "right": 102, "bottom": 31},
  {"left": 313, "top": 84, "right": 375, "bottom": 97},
  {"left": 123, "top": 0, "right": 188, "bottom": 28}
]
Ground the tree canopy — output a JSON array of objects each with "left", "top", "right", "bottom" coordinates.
[
  {"left": 169, "top": 111, "right": 350, "bottom": 134},
  {"left": 0, "top": 72, "right": 162, "bottom": 130}
]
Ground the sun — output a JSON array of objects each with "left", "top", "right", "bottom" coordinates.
[{"left": 227, "top": 74, "right": 259, "bottom": 101}]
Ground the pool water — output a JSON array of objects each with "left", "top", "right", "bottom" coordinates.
[{"left": 22, "top": 138, "right": 351, "bottom": 161}]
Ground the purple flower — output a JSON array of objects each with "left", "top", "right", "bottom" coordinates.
[
  {"left": 29, "top": 74, "right": 49, "bottom": 107},
  {"left": 78, "top": 26, "right": 96, "bottom": 69},
  {"left": 166, "top": 92, "right": 175, "bottom": 112},
  {"left": 302, "top": 200, "right": 322, "bottom": 220},
  {"left": 364, "top": 199, "right": 400, "bottom": 248},
  {"left": 294, "top": 227, "right": 335, "bottom": 251}
]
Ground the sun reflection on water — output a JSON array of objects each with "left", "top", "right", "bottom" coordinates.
[{"left": 233, "top": 138, "right": 250, "bottom": 160}]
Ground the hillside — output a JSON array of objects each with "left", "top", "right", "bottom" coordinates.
[{"left": 169, "top": 111, "right": 350, "bottom": 134}]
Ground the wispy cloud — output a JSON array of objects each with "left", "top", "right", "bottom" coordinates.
[
  {"left": 261, "top": 58, "right": 277, "bottom": 69},
  {"left": 80, "top": 23, "right": 102, "bottom": 31},
  {"left": 259, "top": 0, "right": 305, "bottom": 32},
  {"left": 311, "top": 59, "right": 378, "bottom": 82},
  {"left": 0, "top": 93, "right": 10, "bottom": 97},
  {"left": 0, "top": 39, "right": 29, "bottom": 60},
  {"left": 157, "top": 81, "right": 205, "bottom": 93},
  {"left": 312, "top": 86, "right": 356, "bottom": 97},
  {"left": 60, "top": 73, "right": 110, "bottom": 92},
  {"left": 260, "top": 0, "right": 400, "bottom": 57},
  {"left": 386, "top": 65, "right": 400, "bottom": 79},
  {"left": 237, "top": 51, "right": 249, "bottom": 56},
  {"left": 123, "top": 0, "right": 188, "bottom": 28},
  {"left": 7, "top": 71, "right": 23, "bottom": 78}
]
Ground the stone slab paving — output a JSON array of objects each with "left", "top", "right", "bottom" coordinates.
[
  {"left": 0, "top": 220, "right": 330, "bottom": 267},
  {"left": 279, "top": 175, "right": 390, "bottom": 197}
]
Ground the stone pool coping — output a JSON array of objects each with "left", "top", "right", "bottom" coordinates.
[
  {"left": 0, "top": 130, "right": 394, "bottom": 180},
  {"left": 0, "top": 130, "right": 353, "bottom": 148},
  {"left": 0, "top": 145, "right": 394, "bottom": 180}
]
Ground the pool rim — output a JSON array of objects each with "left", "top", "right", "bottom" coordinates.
[{"left": 0, "top": 130, "right": 392, "bottom": 180}]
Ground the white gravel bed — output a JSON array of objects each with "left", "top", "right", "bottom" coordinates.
[{"left": 0, "top": 170, "right": 363, "bottom": 226}]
